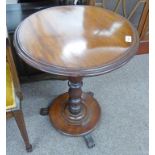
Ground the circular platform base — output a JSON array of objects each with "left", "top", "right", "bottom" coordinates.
[{"left": 49, "top": 92, "right": 101, "bottom": 136}]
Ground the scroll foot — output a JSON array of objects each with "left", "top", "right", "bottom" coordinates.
[
  {"left": 83, "top": 134, "right": 95, "bottom": 148},
  {"left": 40, "top": 107, "right": 49, "bottom": 116}
]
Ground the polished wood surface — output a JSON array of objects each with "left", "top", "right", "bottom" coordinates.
[
  {"left": 14, "top": 6, "right": 139, "bottom": 77},
  {"left": 89, "top": 0, "right": 149, "bottom": 55},
  {"left": 49, "top": 92, "right": 101, "bottom": 136}
]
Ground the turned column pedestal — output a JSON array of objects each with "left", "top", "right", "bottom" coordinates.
[{"left": 48, "top": 77, "right": 101, "bottom": 147}]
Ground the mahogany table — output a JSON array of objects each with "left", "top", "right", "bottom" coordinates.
[{"left": 14, "top": 6, "right": 139, "bottom": 148}]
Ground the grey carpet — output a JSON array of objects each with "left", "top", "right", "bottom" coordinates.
[{"left": 6, "top": 54, "right": 149, "bottom": 155}]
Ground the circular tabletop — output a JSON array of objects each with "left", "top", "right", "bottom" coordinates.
[{"left": 14, "top": 6, "right": 139, "bottom": 77}]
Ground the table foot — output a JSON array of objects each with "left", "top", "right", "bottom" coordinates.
[
  {"left": 40, "top": 107, "right": 49, "bottom": 116},
  {"left": 83, "top": 134, "right": 95, "bottom": 148}
]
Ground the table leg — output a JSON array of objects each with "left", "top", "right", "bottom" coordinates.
[{"left": 49, "top": 77, "right": 101, "bottom": 146}]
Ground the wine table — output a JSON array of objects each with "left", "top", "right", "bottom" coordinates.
[{"left": 14, "top": 6, "right": 139, "bottom": 148}]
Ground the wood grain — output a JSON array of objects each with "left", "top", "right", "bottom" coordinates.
[
  {"left": 49, "top": 92, "right": 101, "bottom": 136},
  {"left": 14, "top": 6, "right": 139, "bottom": 77}
]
